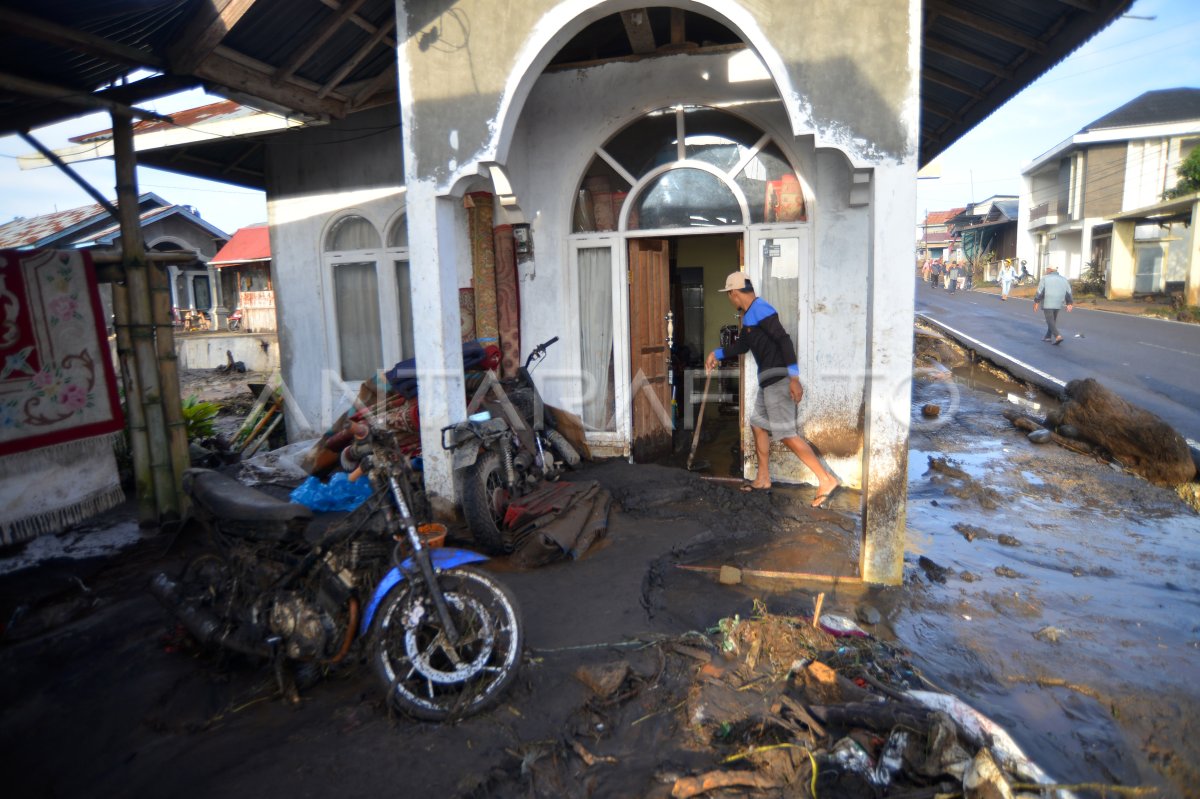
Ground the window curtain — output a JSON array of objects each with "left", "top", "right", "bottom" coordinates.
[
  {"left": 577, "top": 247, "right": 614, "bottom": 431},
  {"left": 395, "top": 259, "right": 415, "bottom": 361},
  {"left": 760, "top": 238, "right": 799, "bottom": 346},
  {"left": 334, "top": 262, "right": 382, "bottom": 381}
]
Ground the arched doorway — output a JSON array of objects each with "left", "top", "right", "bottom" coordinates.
[{"left": 567, "top": 105, "right": 811, "bottom": 466}]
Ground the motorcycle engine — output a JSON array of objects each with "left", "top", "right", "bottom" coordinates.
[{"left": 269, "top": 592, "right": 337, "bottom": 660}]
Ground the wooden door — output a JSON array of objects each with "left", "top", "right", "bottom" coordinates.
[{"left": 628, "top": 238, "right": 672, "bottom": 462}]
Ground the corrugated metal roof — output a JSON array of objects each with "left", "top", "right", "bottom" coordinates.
[
  {"left": 0, "top": 201, "right": 113, "bottom": 248},
  {"left": 210, "top": 223, "right": 270, "bottom": 266},
  {"left": 1082, "top": 87, "right": 1200, "bottom": 132},
  {"left": 0, "top": 194, "right": 227, "bottom": 248},
  {"left": 69, "top": 99, "right": 255, "bottom": 143}
]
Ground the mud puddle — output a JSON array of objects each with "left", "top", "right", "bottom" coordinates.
[{"left": 901, "top": 358, "right": 1200, "bottom": 796}]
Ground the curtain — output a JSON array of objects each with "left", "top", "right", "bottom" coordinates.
[
  {"left": 578, "top": 247, "right": 614, "bottom": 431},
  {"left": 334, "top": 261, "right": 382, "bottom": 381},
  {"left": 760, "top": 237, "right": 799, "bottom": 345},
  {"left": 395, "top": 259, "right": 414, "bottom": 361}
]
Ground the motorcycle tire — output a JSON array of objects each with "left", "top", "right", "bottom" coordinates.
[
  {"left": 543, "top": 429, "right": 580, "bottom": 468},
  {"left": 371, "top": 566, "right": 523, "bottom": 721},
  {"left": 461, "top": 451, "right": 513, "bottom": 554}
]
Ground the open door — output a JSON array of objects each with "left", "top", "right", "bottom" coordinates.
[{"left": 628, "top": 238, "right": 672, "bottom": 462}]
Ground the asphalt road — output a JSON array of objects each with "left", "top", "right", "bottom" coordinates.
[{"left": 915, "top": 278, "right": 1200, "bottom": 444}]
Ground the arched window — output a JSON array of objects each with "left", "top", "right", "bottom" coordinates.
[
  {"left": 572, "top": 106, "right": 807, "bottom": 233},
  {"left": 324, "top": 214, "right": 382, "bottom": 381}
]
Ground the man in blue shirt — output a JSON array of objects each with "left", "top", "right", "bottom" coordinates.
[{"left": 705, "top": 273, "right": 840, "bottom": 507}]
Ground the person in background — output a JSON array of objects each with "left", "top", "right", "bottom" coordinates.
[
  {"left": 998, "top": 259, "right": 1016, "bottom": 300},
  {"left": 921, "top": 259, "right": 932, "bottom": 285},
  {"left": 1033, "top": 264, "right": 1074, "bottom": 345},
  {"left": 956, "top": 260, "right": 968, "bottom": 292},
  {"left": 946, "top": 261, "right": 960, "bottom": 294}
]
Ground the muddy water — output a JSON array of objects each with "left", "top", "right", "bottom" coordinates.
[{"left": 898, "top": 368, "right": 1200, "bottom": 795}]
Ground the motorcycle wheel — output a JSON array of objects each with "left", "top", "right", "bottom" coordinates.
[
  {"left": 543, "top": 429, "right": 580, "bottom": 468},
  {"left": 180, "top": 553, "right": 238, "bottom": 620},
  {"left": 371, "top": 566, "right": 523, "bottom": 721},
  {"left": 461, "top": 451, "right": 513, "bottom": 554}
]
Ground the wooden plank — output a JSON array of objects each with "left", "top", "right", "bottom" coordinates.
[
  {"left": 0, "top": 7, "right": 164, "bottom": 69},
  {"left": 620, "top": 9, "right": 656, "bottom": 55},
  {"left": 317, "top": 13, "right": 395, "bottom": 98},
  {"left": 195, "top": 51, "right": 348, "bottom": 118},
  {"left": 169, "top": 0, "right": 260, "bottom": 73},
  {"left": 274, "top": 0, "right": 370, "bottom": 84},
  {"left": 0, "top": 72, "right": 172, "bottom": 123},
  {"left": 922, "top": 66, "right": 987, "bottom": 99},
  {"left": 670, "top": 8, "right": 685, "bottom": 45},
  {"left": 924, "top": 38, "right": 1013, "bottom": 78},
  {"left": 317, "top": 0, "right": 399, "bottom": 47}
]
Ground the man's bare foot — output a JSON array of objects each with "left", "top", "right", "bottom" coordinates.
[{"left": 811, "top": 478, "right": 841, "bottom": 508}]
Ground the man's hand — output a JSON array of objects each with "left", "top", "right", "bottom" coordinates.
[
  {"left": 1033, "top": 302, "right": 1039, "bottom": 312},
  {"left": 1066, "top": 304, "right": 1074, "bottom": 312},
  {"left": 705, "top": 351, "right": 719, "bottom": 373},
  {"left": 789, "top": 377, "right": 804, "bottom": 403}
]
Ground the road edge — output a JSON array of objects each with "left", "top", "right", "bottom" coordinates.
[{"left": 916, "top": 311, "right": 1200, "bottom": 461}]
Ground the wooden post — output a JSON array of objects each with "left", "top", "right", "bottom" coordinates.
[
  {"left": 113, "top": 109, "right": 179, "bottom": 521},
  {"left": 150, "top": 262, "right": 190, "bottom": 511},
  {"left": 111, "top": 282, "right": 156, "bottom": 526}
]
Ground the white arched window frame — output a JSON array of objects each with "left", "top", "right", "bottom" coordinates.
[{"left": 323, "top": 214, "right": 384, "bottom": 383}]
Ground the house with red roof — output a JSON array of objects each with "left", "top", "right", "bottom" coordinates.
[
  {"left": 210, "top": 223, "right": 275, "bottom": 332},
  {"left": 917, "top": 207, "right": 965, "bottom": 264}
]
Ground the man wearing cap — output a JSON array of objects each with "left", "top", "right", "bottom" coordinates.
[
  {"left": 1033, "top": 264, "right": 1073, "bottom": 344},
  {"left": 998, "top": 259, "right": 1016, "bottom": 301},
  {"left": 704, "top": 273, "right": 840, "bottom": 507}
]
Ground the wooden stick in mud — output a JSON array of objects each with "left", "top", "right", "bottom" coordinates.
[
  {"left": 1010, "top": 783, "right": 1158, "bottom": 797},
  {"left": 812, "top": 592, "right": 825, "bottom": 628},
  {"left": 671, "top": 770, "right": 780, "bottom": 798}
]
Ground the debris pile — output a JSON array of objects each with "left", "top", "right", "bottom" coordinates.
[{"left": 479, "top": 602, "right": 1096, "bottom": 798}]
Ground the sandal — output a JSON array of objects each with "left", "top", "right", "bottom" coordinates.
[
  {"left": 739, "top": 483, "right": 772, "bottom": 494},
  {"left": 811, "top": 484, "right": 841, "bottom": 508}
]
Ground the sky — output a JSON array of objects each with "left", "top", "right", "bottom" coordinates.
[
  {"left": 917, "top": 0, "right": 1200, "bottom": 222},
  {"left": 0, "top": 0, "right": 1197, "bottom": 238}
]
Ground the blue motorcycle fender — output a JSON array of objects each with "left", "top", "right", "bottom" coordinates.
[{"left": 359, "top": 548, "right": 490, "bottom": 636}]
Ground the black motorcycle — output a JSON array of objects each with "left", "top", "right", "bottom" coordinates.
[
  {"left": 442, "top": 336, "right": 580, "bottom": 554},
  {"left": 151, "top": 415, "right": 524, "bottom": 720}
]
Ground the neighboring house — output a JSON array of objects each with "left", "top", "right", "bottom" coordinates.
[
  {"left": 917, "top": 207, "right": 965, "bottom": 264},
  {"left": 0, "top": 193, "right": 230, "bottom": 327},
  {"left": 947, "top": 196, "right": 1019, "bottom": 281},
  {"left": 1019, "top": 87, "right": 1200, "bottom": 297},
  {"left": 210, "top": 223, "right": 275, "bottom": 332},
  {"left": 5, "top": 0, "right": 1134, "bottom": 585}
]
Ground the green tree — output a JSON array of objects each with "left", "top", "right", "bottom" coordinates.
[{"left": 1163, "top": 148, "right": 1200, "bottom": 200}]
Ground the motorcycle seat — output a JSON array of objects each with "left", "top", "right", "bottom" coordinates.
[{"left": 185, "top": 468, "right": 313, "bottom": 524}]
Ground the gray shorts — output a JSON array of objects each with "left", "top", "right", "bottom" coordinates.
[{"left": 750, "top": 379, "right": 799, "bottom": 440}]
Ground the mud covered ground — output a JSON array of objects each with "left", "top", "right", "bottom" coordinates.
[{"left": 0, "top": 345, "right": 1197, "bottom": 797}]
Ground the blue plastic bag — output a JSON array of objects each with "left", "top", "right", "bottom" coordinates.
[{"left": 289, "top": 472, "right": 374, "bottom": 512}]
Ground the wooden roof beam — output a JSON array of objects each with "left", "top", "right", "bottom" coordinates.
[
  {"left": 195, "top": 51, "right": 348, "bottom": 118},
  {"left": 928, "top": 2, "right": 1048, "bottom": 53},
  {"left": 924, "top": 38, "right": 1014, "bottom": 78},
  {"left": 1055, "top": 0, "right": 1100, "bottom": 10},
  {"left": 274, "top": 0, "right": 369, "bottom": 85},
  {"left": 170, "top": 0, "right": 260, "bottom": 74},
  {"left": 0, "top": 72, "right": 172, "bottom": 125},
  {"left": 922, "top": 66, "right": 987, "bottom": 100},
  {"left": 620, "top": 9, "right": 656, "bottom": 55},
  {"left": 922, "top": 97, "right": 966, "bottom": 123},
  {"left": 317, "top": 0, "right": 398, "bottom": 48},
  {"left": 317, "top": 13, "right": 395, "bottom": 98},
  {"left": 0, "top": 7, "right": 164, "bottom": 69}
]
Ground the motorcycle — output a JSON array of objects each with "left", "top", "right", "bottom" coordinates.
[
  {"left": 150, "top": 414, "right": 524, "bottom": 721},
  {"left": 227, "top": 308, "right": 243, "bottom": 331},
  {"left": 441, "top": 336, "right": 580, "bottom": 554}
]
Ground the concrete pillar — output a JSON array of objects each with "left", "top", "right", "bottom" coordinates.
[
  {"left": 406, "top": 182, "right": 466, "bottom": 517},
  {"left": 860, "top": 163, "right": 917, "bottom": 586},
  {"left": 1108, "top": 219, "right": 1136, "bottom": 299},
  {"left": 1187, "top": 201, "right": 1200, "bottom": 307}
]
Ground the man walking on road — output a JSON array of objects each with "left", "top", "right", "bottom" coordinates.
[
  {"left": 1033, "top": 264, "right": 1074, "bottom": 345},
  {"left": 705, "top": 273, "right": 840, "bottom": 507},
  {"left": 998, "top": 259, "right": 1016, "bottom": 300}
]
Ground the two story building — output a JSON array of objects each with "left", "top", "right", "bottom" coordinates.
[{"left": 1018, "top": 87, "right": 1200, "bottom": 296}]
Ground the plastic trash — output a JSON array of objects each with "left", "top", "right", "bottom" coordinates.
[
  {"left": 818, "top": 614, "right": 870, "bottom": 637},
  {"left": 289, "top": 472, "right": 374, "bottom": 512}
]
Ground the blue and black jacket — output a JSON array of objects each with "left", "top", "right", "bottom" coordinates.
[{"left": 713, "top": 297, "right": 799, "bottom": 388}]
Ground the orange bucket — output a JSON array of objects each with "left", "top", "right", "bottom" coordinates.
[{"left": 417, "top": 522, "right": 447, "bottom": 549}]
